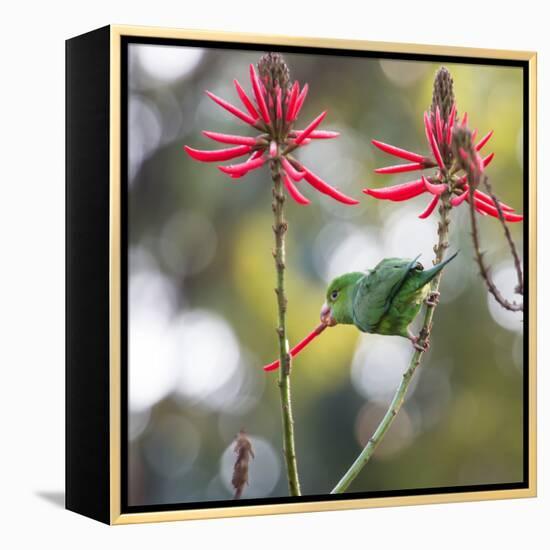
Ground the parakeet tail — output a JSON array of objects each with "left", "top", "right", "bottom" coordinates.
[{"left": 417, "top": 250, "right": 459, "bottom": 286}]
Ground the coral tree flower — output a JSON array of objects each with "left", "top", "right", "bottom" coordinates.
[
  {"left": 184, "top": 53, "right": 358, "bottom": 206},
  {"left": 363, "top": 67, "right": 523, "bottom": 222}
]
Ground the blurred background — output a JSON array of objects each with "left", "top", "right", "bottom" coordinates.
[{"left": 127, "top": 43, "right": 524, "bottom": 506}]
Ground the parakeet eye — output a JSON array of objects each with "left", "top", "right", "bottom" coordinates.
[{"left": 330, "top": 290, "right": 339, "bottom": 300}]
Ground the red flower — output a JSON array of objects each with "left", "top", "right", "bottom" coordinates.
[
  {"left": 263, "top": 323, "right": 327, "bottom": 371},
  {"left": 364, "top": 93, "right": 522, "bottom": 223},
  {"left": 184, "top": 55, "right": 358, "bottom": 206}
]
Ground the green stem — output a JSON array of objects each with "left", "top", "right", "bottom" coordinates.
[
  {"left": 271, "top": 156, "right": 301, "bottom": 496},
  {"left": 331, "top": 192, "right": 452, "bottom": 494}
]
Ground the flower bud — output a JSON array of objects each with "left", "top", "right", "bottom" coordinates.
[
  {"left": 258, "top": 52, "right": 291, "bottom": 94},
  {"left": 431, "top": 66, "right": 455, "bottom": 122}
]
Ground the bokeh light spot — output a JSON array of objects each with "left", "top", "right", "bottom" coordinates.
[
  {"left": 135, "top": 44, "right": 203, "bottom": 82},
  {"left": 173, "top": 310, "right": 242, "bottom": 406},
  {"left": 487, "top": 262, "right": 523, "bottom": 332},
  {"left": 129, "top": 265, "right": 179, "bottom": 413},
  {"left": 351, "top": 334, "right": 418, "bottom": 403},
  {"left": 380, "top": 60, "right": 429, "bottom": 87}
]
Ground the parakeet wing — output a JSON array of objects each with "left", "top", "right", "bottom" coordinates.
[{"left": 352, "top": 256, "right": 421, "bottom": 332}]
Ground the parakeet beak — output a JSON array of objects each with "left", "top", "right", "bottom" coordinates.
[{"left": 320, "top": 303, "right": 337, "bottom": 326}]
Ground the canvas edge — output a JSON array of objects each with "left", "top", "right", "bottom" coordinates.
[{"left": 107, "top": 24, "right": 537, "bottom": 525}]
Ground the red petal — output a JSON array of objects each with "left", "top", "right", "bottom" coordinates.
[
  {"left": 285, "top": 81, "right": 300, "bottom": 121},
  {"left": 451, "top": 189, "right": 469, "bottom": 207},
  {"left": 461, "top": 112, "right": 468, "bottom": 126},
  {"left": 424, "top": 109, "right": 434, "bottom": 136},
  {"left": 248, "top": 150, "right": 263, "bottom": 161},
  {"left": 424, "top": 111, "right": 445, "bottom": 170},
  {"left": 281, "top": 157, "right": 305, "bottom": 181},
  {"left": 302, "top": 167, "right": 359, "bottom": 205},
  {"left": 205, "top": 90, "right": 257, "bottom": 126},
  {"left": 474, "top": 189, "right": 515, "bottom": 212},
  {"left": 450, "top": 184, "right": 513, "bottom": 212},
  {"left": 423, "top": 175, "right": 446, "bottom": 195},
  {"left": 291, "top": 138, "right": 312, "bottom": 147},
  {"left": 269, "top": 141, "right": 278, "bottom": 158},
  {"left": 294, "top": 130, "right": 340, "bottom": 139},
  {"left": 475, "top": 206, "right": 489, "bottom": 216},
  {"left": 472, "top": 197, "right": 523, "bottom": 222},
  {"left": 363, "top": 179, "right": 425, "bottom": 201},
  {"left": 435, "top": 107, "right": 443, "bottom": 143},
  {"left": 249, "top": 64, "right": 271, "bottom": 124},
  {"left": 375, "top": 162, "right": 425, "bottom": 174},
  {"left": 233, "top": 79, "right": 260, "bottom": 120},
  {"left": 292, "top": 84, "right": 309, "bottom": 121},
  {"left": 483, "top": 152, "right": 495, "bottom": 168},
  {"left": 276, "top": 87, "right": 282, "bottom": 119},
  {"left": 503, "top": 212, "right": 524, "bottom": 223},
  {"left": 184, "top": 144, "right": 251, "bottom": 162},
  {"left": 263, "top": 324, "right": 327, "bottom": 371},
  {"left": 218, "top": 155, "right": 265, "bottom": 176},
  {"left": 418, "top": 194, "right": 439, "bottom": 219},
  {"left": 474, "top": 158, "right": 483, "bottom": 174},
  {"left": 294, "top": 111, "right": 327, "bottom": 144},
  {"left": 475, "top": 130, "right": 494, "bottom": 151},
  {"left": 446, "top": 103, "right": 457, "bottom": 145},
  {"left": 283, "top": 173, "right": 310, "bottom": 205},
  {"left": 202, "top": 131, "right": 257, "bottom": 146},
  {"left": 371, "top": 139, "right": 426, "bottom": 163}
]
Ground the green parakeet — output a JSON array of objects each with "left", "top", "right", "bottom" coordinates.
[
  {"left": 263, "top": 252, "right": 457, "bottom": 371},
  {"left": 320, "top": 252, "right": 458, "bottom": 349}
]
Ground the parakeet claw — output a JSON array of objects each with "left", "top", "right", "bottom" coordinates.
[
  {"left": 412, "top": 339, "right": 427, "bottom": 352},
  {"left": 425, "top": 291, "right": 440, "bottom": 307},
  {"left": 409, "top": 331, "right": 430, "bottom": 352}
]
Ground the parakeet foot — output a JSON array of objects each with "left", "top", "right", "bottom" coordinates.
[
  {"left": 408, "top": 330, "right": 430, "bottom": 352},
  {"left": 425, "top": 291, "right": 440, "bottom": 307},
  {"left": 412, "top": 338, "right": 429, "bottom": 352}
]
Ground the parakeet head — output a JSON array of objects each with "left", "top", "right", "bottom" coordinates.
[{"left": 320, "top": 272, "right": 364, "bottom": 326}]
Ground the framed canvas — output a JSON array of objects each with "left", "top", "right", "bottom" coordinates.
[{"left": 66, "top": 25, "right": 537, "bottom": 525}]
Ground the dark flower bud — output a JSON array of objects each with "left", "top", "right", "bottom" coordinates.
[
  {"left": 258, "top": 52, "right": 291, "bottom": 94},
  {"left": 431, "top": 66, "right": 455, "bottom": 122}
]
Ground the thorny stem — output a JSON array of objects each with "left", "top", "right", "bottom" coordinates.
[
  {"left": 468, "top": 176, "right": 523, "bottom": 311},
  {"left": 331, "top": 191, "right": 452, "bottom": 494},
  {"left": 271, "top": 156, "right": 301, "bottom": 496}
]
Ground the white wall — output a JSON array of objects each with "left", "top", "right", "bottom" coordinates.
[{"left": 0, "top": 1, "right": 546, "bottom": 547}]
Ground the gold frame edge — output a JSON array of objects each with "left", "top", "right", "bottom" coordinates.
[
  {"left": 528, "top": 53, "right": 537, "bottom": 495},
  {"left": 109, "top": 27, "right": 122, "bottom": 525}
]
